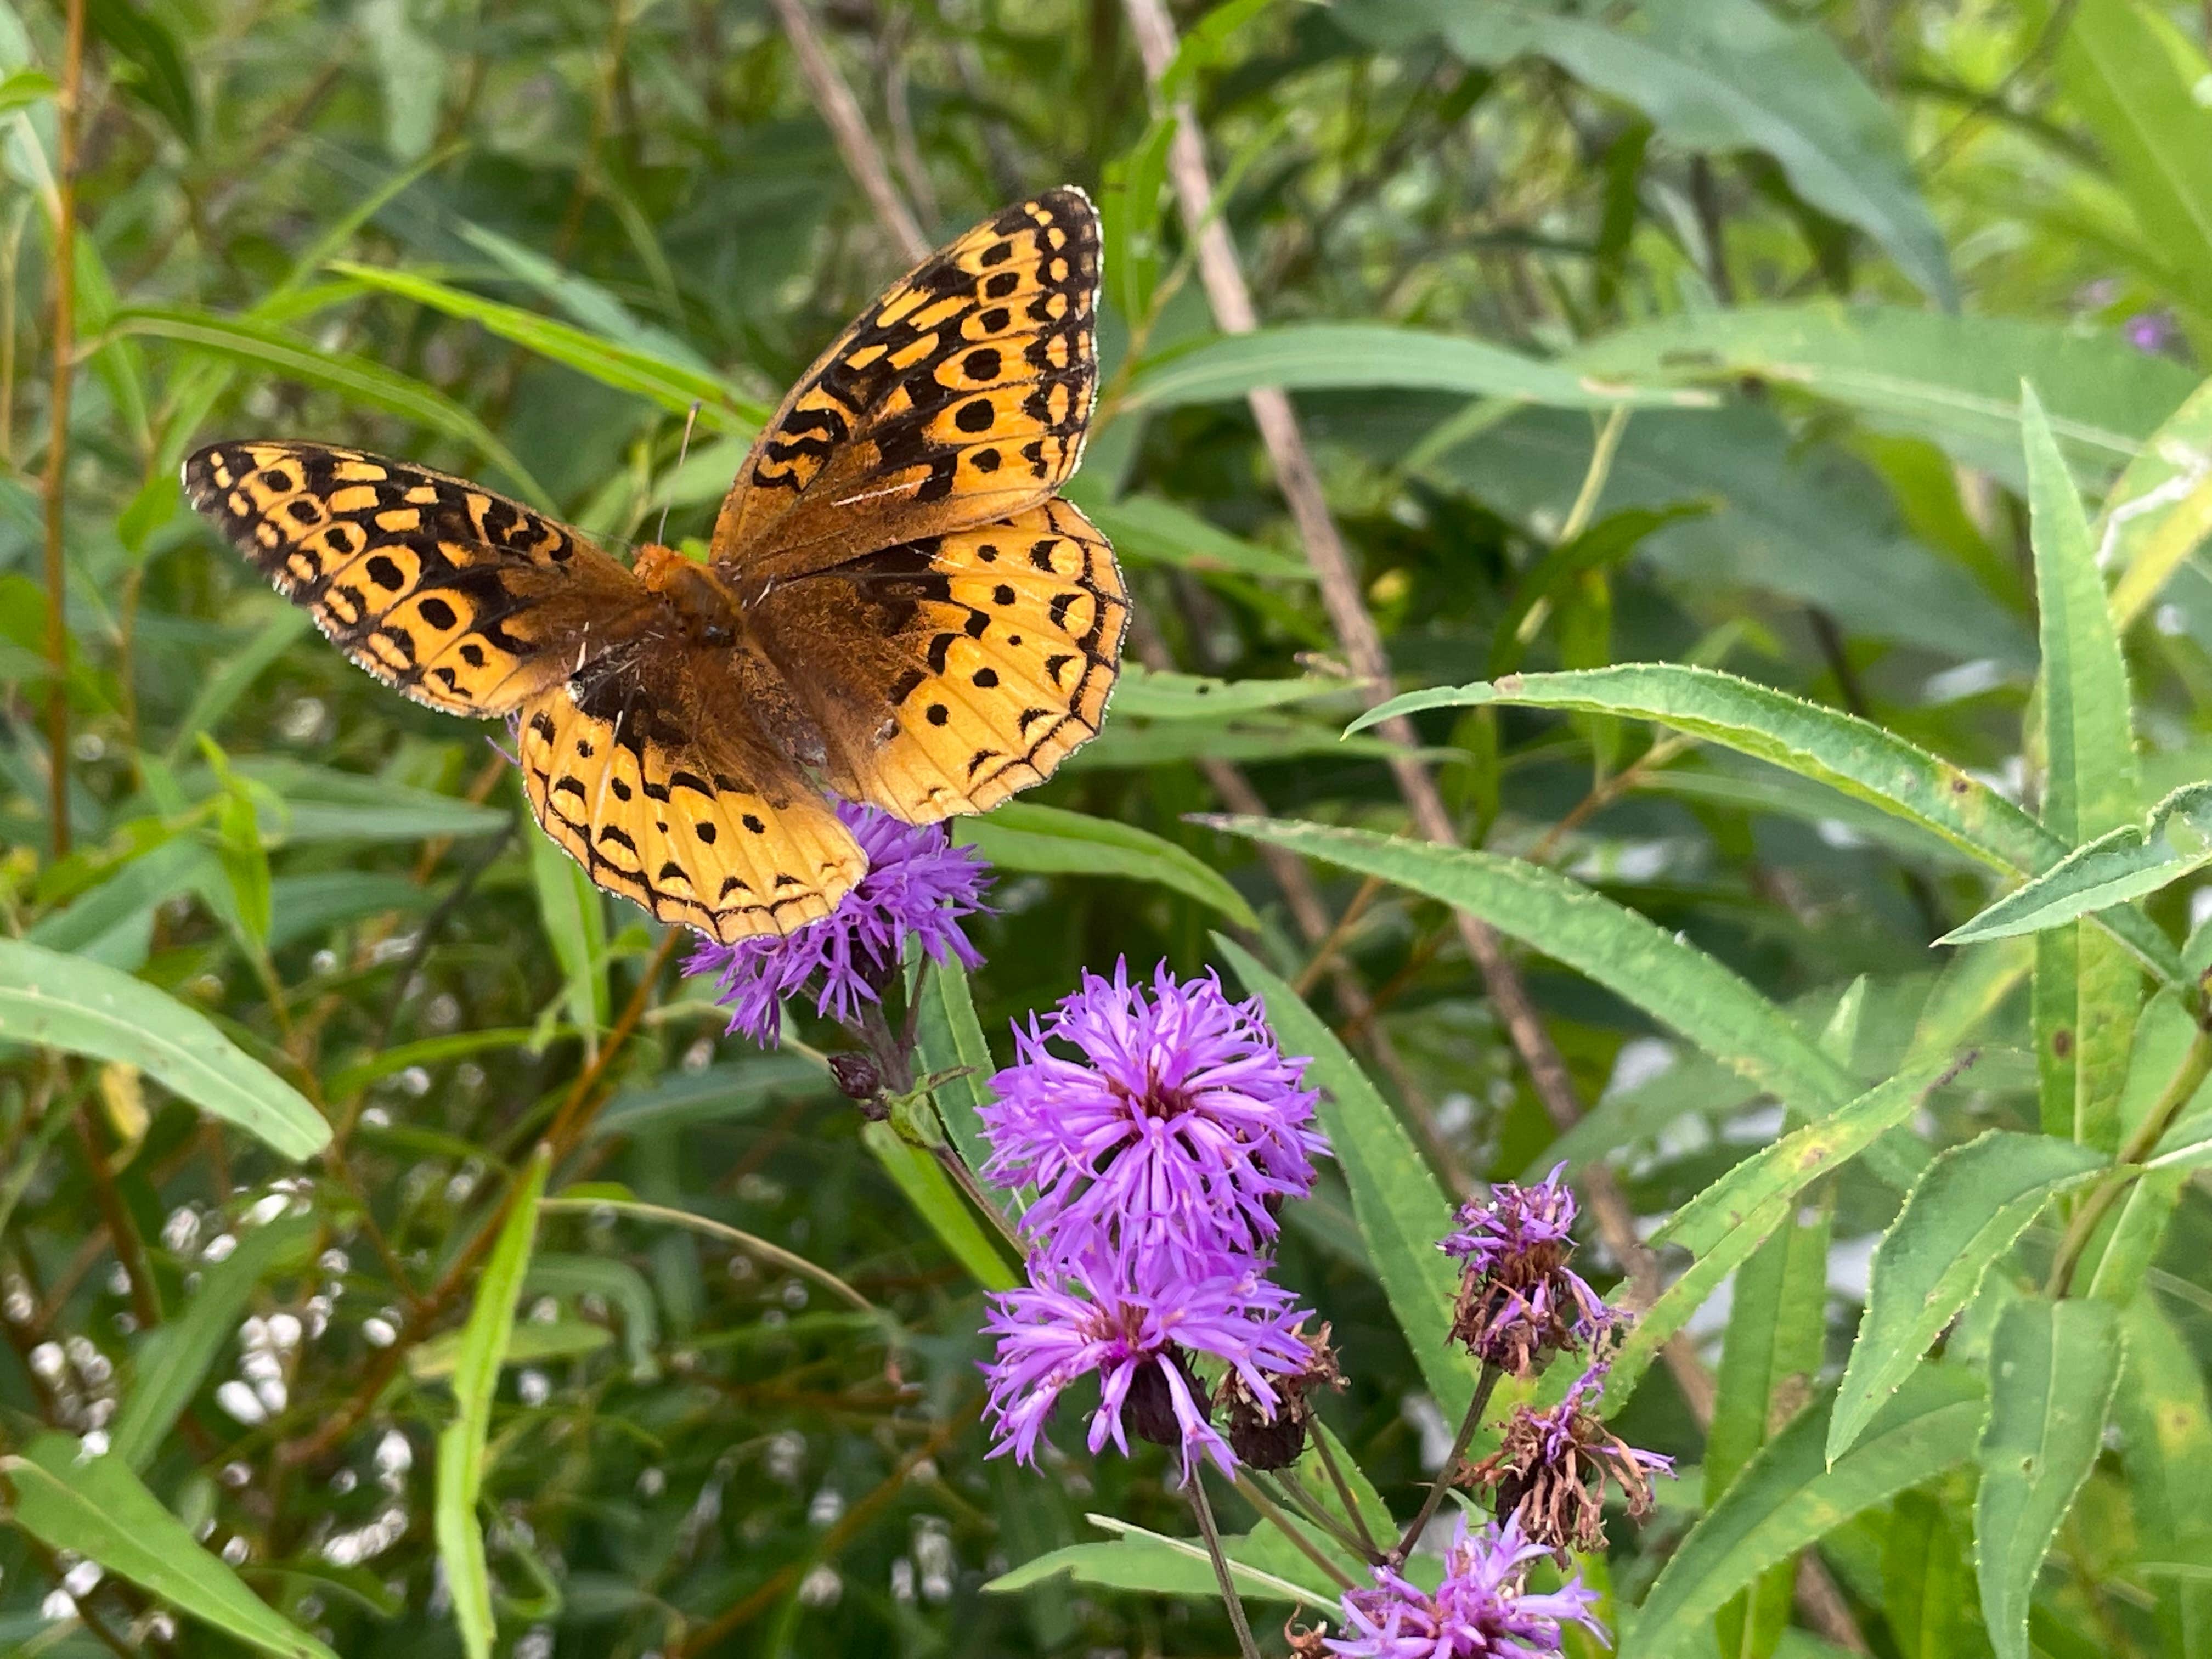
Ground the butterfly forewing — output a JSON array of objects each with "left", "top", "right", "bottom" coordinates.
[
  {"left": 183, "top": 441, "right": 650, "bottom": 717},
  {"left": 747, "top": 497, "right": 1128, "bottom": 822},
  {"left": 711, "top": 187, "right": 1102, "bottom": 576}
]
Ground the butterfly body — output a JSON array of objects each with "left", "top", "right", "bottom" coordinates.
[{"left": 183, "top": 188, "right": 1126, "bottom": 944}]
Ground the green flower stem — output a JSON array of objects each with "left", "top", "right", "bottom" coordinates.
[
  {"left": 1189, "top": 1471, "right": 1264, "bottom": 1659},
  {"left": 1389, "top": 1363, "right": 1502, "bottom": 1565}
]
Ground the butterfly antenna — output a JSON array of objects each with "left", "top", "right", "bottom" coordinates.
[{"left": 655, "top": 399, "right": 703, "bottom": 546}]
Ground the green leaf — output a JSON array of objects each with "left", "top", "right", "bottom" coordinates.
[
  {"left": 1940, "top": 782, "right": 2212, "bottom": 944},
  {"left": 1062, "top": 484, "right": 1314, "bottom": 581},
  {"left": 110, "top": 306, "right": 551, "bottom": 506},
  {"left": 409, "top": 1318, "right": 613, "bottom": 1380},
  {"left": 162, "top": 607, "right": 312, "bottom": 764},
  {"left": 87, "top": 0, "right": 198, "bottom": 146},
  {"left": 2106, "top": 374, "right": 2212, "bottom": 630},
  {"left": 228, "top": 759, "right": 510, "bottom": 844},
  {"left": 110, "top": 1219, "right": 318, "bottom": 1470},
  {"left": 2027, "top": 380, "right": 2146, "bottom": 1151},
  {"left": 5, "top": 1434, "right": 337, "bottom": 1658},
  {"left": 1708, "top": 1207, "right": 1832, "bottom": 1659},
  {"left": 528, "top": 820, "right": 608, "bottom": 1054},
  {"left": 1216, "top": 936, "right": 1475, "bottom": 1417},
  {"left": 1628, "top": 1369, "right": 1988, "bottom": 1659},
  {"left": 1211, "top": 817, "right": 1858, "bottom": 1118},
  {"left": 1974, "top": 1298, "right": 2126, "bottom": 1659},
  {"left": 525, "top": 1252, "right": 662, "bottom": 1381},
  {"left": 1357, "top": 665, "right": 2182, "bottom": 986},
  {"left": 860, "top": 1120, "right": 1018, "bottom": 1291},
  {"left": 2029, "top": 382, "right": 2142, "bottom": 844},
  {"left": 1570, "top": 303, "right": 2200, "bottom": 479},
  {"left": 1882, "top": 1491, "right": 1980, "bottom": 1659},
  {"left": 0, "top": 940, "right": 328, "bottom": 1158},
  {"left": 591, "top": 1054, "right": 828, "bottom": 1139},
  {"left": 1109, "top": 664, "right": 1348, "bottom": 721},
  {"left": 0, "top": 66, "right": 56, "bottom": 117},
  {"left": 2048, "top": 0, "right": 2212, "bottom": 351},
  {"left": 328, "top": 260, "right": 761, "bottom": 435},
  {"left": 1342, "top": 0, "right": 1953, "bottom": 306},
  {"left": 912, "top": 959, "right": 1002, "bottom": 1192},
  {"left": 1827, "top": 1132, "right": 2109, "bottom": 1464},
  {"left": 1121, "top": 323, "right": 1706, "bottom": 415},
  {"left": 957, "top": 802, "right": 1259, "bottom": 927},
  {"left": 2114, "top": 1296, "right": 2212, "bottom": 1658},
  {"left": 986, "top": 1513, "right": 1335, "bottom": 1606},
  {"left": 435, "top": 1146, "right": 550, "bottom": 1659},
  {"left": 1655, "top": 1060, "right": 1960, "bottom": 1256}
]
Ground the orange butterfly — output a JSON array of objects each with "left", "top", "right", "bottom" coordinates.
[{"left": 184, "top": 188, "right": 1128, "bottom": 943}]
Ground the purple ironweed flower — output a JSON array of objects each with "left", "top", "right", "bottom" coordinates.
[
  {"left": 978, "top": 961, "right": 1327, "bottom": 1263},
  {"left": 1468, "top": 1355, "right": 1673, "bottom": 1561},
  {"left": 1441, "top": 1164, "right": 1609, "bottom": 1377},
  {"left": 1325, "top": 1510, "right": 1607, "bottom": 1657},
  {"left": 979, "top": 1242, "right": 1312, "bottom": 1481},
  {"left": 689, "top": 802, "right": 989, "bottom": 1047}
]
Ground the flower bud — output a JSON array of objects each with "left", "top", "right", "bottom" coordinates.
[{"left": 827, "top": 1052, "right": 882, "bottom": 1103}]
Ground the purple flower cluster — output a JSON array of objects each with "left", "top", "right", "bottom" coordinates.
[
  {"left": 1471, "top": 1354, "right": 1673, "bottom": 1562},
  {"left": 691, "top": 802, "right": 989, "bottom": 1047},
  {"left": 980, "top": 962, "right": 1327, "bottom": 1262},
  {"left": 976, "top": 961, "right": 1330, "bottom": 1479},
  {"left": 1441, "top": 1164, "right": 1609, "bottom": 1377},
  {"left": 1326, "top": 1511, "right": 1605, "bottom": 1658}
]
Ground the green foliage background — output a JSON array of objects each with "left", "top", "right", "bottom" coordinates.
[{"left": 7, "top": 0, "right": 2212, "bottom": 1654}]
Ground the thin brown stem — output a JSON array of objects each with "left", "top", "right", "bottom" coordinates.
[
  {"left": 39, "top": 0, "right": 89, "bottom": 859},
  {"left": 1389, "top": 1364, "right": 1500, "bottom": 1565},
  {"left": 1309, "top": 1431, "right": 1384, "bottom": 1556},
  {"left": 770, "top": 0, "right": 928, "bottom": 263},
  {"left": 1266, "top": 1468, "right": 1378, "bottom": 1563},
  {"left": 1190, "top": 1472, "right": 1264, "bottom": 1659},
  {"left": 71, "top": 1102, "right": 160, "bottom": 1330}
]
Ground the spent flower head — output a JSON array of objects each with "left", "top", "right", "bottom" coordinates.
[
  {"left": 979, "top": 961, "right": 1326, "bottom": 1263},
  {"left": 1468, "top": 1355, "right": 1673, "bottom": 1561},
  {"left": 1442, "top": 1165, "right": 1608, "bottom": 1376},
  {"left": 689, "top": 802, "right": 989, "bottom": 1047},
  {"left": 1326, "top": 1510, "right": 1607, "bottom": 1658},
  {"left": 979, "top": 1242, "right": 1312, "bottom": 1481}
]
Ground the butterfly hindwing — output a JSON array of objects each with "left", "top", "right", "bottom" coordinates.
[
  {"left": 516, "top": 642, "right": 865, "bottom": 943},
  {"left": 747, "top": 496, "right": 1127, "bottom": 822},
  {"left": 184, "top": 441, "right": 649, "bottom": 717},
  {"left": 710, "top": 188, "right": 1101, "bottom": 575}
]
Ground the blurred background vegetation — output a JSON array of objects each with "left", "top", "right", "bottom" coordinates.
[{"left": 7, "top": 0, "right": 2212, "bottom": 1654}]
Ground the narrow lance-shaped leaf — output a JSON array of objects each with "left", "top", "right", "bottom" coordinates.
[
  {"left": 2114, "top": 1297, "right": 2212, "bottom": 1654},
  {"left": 860, "top": 1120, "right": 1019, "bottom": 1292},
  {"left": 1976, "top": 1299, "right": 2126, "bottom": 1659},
  {"left": 1653, "top": 1057, "right": 1962, "bottom": 1256},
  {"left": 2106, "top": 374, "right": 2212, "bottom": 629},
  {"left": 956, "top": 802, "right": 1259, "bottom": 927},
  {"left": 1210, "top": 817, "right": 1859, "bottom": 1119},
  {"left": 1827, "top": 1132, "right": 2109, "bottom": 1464},
  {"left": 1353, "top": 664, "right": 2183, "bottom": 986},
  {"left": 1567, "top": 302, "right": 2200, "bottom": 476},
  {"left": 435, "top": 1147, "right": 550, "bottom": 1659},
  {"left": 6, "top": 1433, "right": 338, "bottom": 1658},
  {"left": 2027, "top": 379, "right": 2145, "bottom": 1152},
  {"left": 1217, "top": 935, "right": 1476, "bottom": 1418},
  {"left": 1940, "top": 781, "right": 2212, "bottom": 944},
  {"left": 911, "top": 958, "right": 1006, "bottom": 1200},
  {"left": 328, "top": 261, "right": 761, "bottom": 434},
  {"left": 0, "top": 939, "right": 329, "bottom": 1158},
  {"left": 107, "top": 306, "right": 552, "bottom": 507},
  {"left": 1344, "top": 0, "right": 1953, "bottom": 306},
  {"left": 1628, "top": 1368, "right": 1989, "bottom": 1659},
  {"left": 1119, "top": 322, "right": 1705, "bottom": 415}
]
